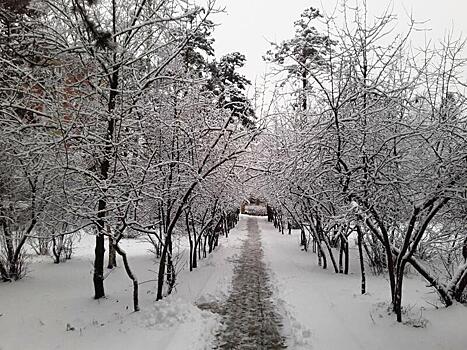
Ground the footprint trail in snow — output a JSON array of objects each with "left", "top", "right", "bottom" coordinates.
[{"left": 213, "top": 217, "right": 287, "bottom": 349}]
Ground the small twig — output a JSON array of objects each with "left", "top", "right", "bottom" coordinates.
[
  {"left": 424, "top": 300, "right": 439, "bottom": 309},
  {"left": 369, "top": 311, "right": 376, "bottom": 325},
  {"left": 138, "top": 279, "right": 158, "bottom": 285},
  {"left": 103, "top": 267, "right": 116, "bottom": 280}
]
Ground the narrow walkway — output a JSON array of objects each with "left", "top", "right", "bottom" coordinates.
[{"left": 214, "top": 217, "right": 286, "bottom": 349}]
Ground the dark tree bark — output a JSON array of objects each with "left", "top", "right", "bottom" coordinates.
[
  {"left": 156, "top": 239, "right": 168, "bottom": 301},
  {"left": 186, "top": 212, "right": 193, "bottom": 271},
  {"left": 344, "top": 239, "right": 349, "bottom": 275},
  {"left": 52, "top": 234, "right": 63, "bottom": 264},
  {"left": 107, "top": 227, "right": 117, "bottom": 269},
  {"left": 107, "top": 236, "right": 117, "bottom": 269},
  {"left": 462, "top": 236, "right": 467, "bottom": 263},
  {"left": 300, "top": 228, "right": 307, "bottom": 250},
  {"left": 322, "top": 235, "right": 339, "bottom": 273},
  {"left": 114, "top": 241, "right": 139, "bottom": 312},
  {"left": 166, "top": 235, "right": 175, "bottom": 295},
  {"left": 93, "top": 74, "right": 118, "bottom": 299},
  {"left": 339, "top": 237, "right": 344, "bottom": 273},
  {"left": 453, "top": 268, "right": 467, "bottom": 301},
  {"left": 93, "top": 231, "right": 106, "bottom": 299},
  {"left": 0, "top": 260, "right": 10, "bottom": 282},
  {"left": 356, "top": 225, "right": 366, "bottom": 294}
]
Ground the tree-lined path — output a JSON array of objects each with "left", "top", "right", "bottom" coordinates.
[{"left": 214, "top": 217, "right": 286, "bottom": 349}]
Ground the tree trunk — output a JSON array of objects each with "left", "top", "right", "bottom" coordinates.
[
  {"left": 114, "top": 243, "right": 139, "bottom": 312},
  {"left": 0, "top": 260, "right": 10, "bottom": 282},
  {"left": 446, "top": 262, "right": 467, "bottom": 302},
  {"left": 344, "top": 240, "right": 349, "bottom": 275},
  {"left": 107, "top": 232, "right": 117, "bottom": 269},
  {"left": 322, "top": 235, "right": 339, "bottom": 273},
  {"left": 1, "top": 219, "right": 15, "bottom": 279},
  {"left": 189, "top": 237, "right": 193, "bottom": 271},
  {"left": 52, "top": 234, "right": 63, "bottom": 264},
  {"left": 356, "top": 225, "right": 366, "bottom": 294},
  {"left": 300, "top": 228, "right": 307, "bottom": 250},
  {"left": 320, "top": 244, "right": 327, "bottom": 269},
  {"left": 1, "top": 217, "right": 36, "bottom": 280},
  {"left": 394, "top": 260, "right": 407, "bottom": 322},
  {"left": 208, "top": 233, "right": 214, "bottom": 253},
  {"left": 93, "top": 62, "right": 118, "bottom": 299},
  {"left": 197, "top": 234, "right": 201, "bottom": 261},
  {"left": 454, "top": 269, "right": 467, "bottom": 301},
  {"left": 186, "top": 214, "right": 193, "bottom": 271},
  {"left": 194, "top": 239, "right": 199, "bottom": 268},
  {"left": 214, "top": 232, "right": 219, "bottom": 248},
  {"left": 10, "top": 235, "right": 28, "bottom": 279},
  {"left": 403, "top": 251, "right": 452, "bottom": 306},
  {"left": 339, "top": 238, "right": 344, "bottom": 273},
  {"left": 166, "top": 235, "right": 175, "bottom": 295},
  {"left": 301, "top": 64, "right": 307, "bottom": 111},
  {"left": 93, "top": 231, "right": 105, "bottom": 299},
  {"left": 2, "top": 221, "right": 15, "bottom": 267},
  {"left": 156, "top": 238, "right": 168, "bottom": 301},
  {"left": 462, "top": 236, "right": 467, "bottom": 262},
  {"left": 203, "top": 234, "right": 207, "bottom": 258}
]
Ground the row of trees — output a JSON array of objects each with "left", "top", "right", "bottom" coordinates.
[
  {"left": 259, "top": 2, "right": 467, "bottom": 322},
  {"left": 0, "top": 0, "right": 255, "bottom": 311}
]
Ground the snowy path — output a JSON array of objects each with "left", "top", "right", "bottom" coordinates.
[{"left": 213, "top": 217, "right": 286, "bottom": 349}]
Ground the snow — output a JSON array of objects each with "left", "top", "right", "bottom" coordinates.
[
  {"left": 258, "top": 216, "right": 467, "bottom": 350},
  {"left": 0, "top": 220, "right": 247, "bottom": 350},
  {"left": 1, "top": 215, "right": 466, "bottom": 350}
]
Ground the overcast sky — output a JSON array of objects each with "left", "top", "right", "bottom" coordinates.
[{"left": 210, "top": 0, "right": 467, "bottom": 84}]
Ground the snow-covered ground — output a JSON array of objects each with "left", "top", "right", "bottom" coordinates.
[
  {"left": 1, "top": 215, "right": 466, "bottom": 350},
  {"left": 258, "top": 216, "right": 467, "bottom": 350},
  {"left": 0, "top": 219, "right": 248, "bottom": 350}
]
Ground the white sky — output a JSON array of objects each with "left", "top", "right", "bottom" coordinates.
[{"left": 210, "top": 0, "right": 467, "bottom": 84}]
